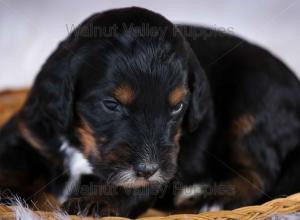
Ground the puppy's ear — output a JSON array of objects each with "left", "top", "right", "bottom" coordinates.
[
  {"left": 185, "top": 42, "right": 212, "bottom": 132},
  {"left": 18, "top": 42, "right": 76, "bottom": 152}
]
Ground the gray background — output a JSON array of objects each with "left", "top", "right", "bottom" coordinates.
[{"left": 0, "top": 0, "right": 299, "bottom": 89}]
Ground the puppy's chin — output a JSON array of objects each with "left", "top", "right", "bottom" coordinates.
[{"left": 112, "top": 170, "right": 166, "bottom": 188}]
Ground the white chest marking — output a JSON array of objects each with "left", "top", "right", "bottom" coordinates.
[{"left": 59, "top": 141, "right": 93, "bottom": 203}]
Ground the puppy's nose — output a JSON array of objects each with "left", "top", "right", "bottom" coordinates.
[{"left": 135, "top": 163, "right": 159, "bottom": 179}]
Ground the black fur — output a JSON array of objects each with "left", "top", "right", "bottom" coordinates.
[{"left": 0, "top": 7, "right": 300, "bottom": 217}]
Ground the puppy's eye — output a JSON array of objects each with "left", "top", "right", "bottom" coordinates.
[
  {"left": 171, "top": 103, "right": 184, "bottom": 115},
  {"left": 102, "top": 99, "right": 121, "bottom": 112}
]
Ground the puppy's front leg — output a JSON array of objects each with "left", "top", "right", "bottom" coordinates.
[
  {"left": 175, "top": 114, "right": 282, "bottom": 211},
  {"left": 63, "top": 184, "right": 159, "bottom": 218}
]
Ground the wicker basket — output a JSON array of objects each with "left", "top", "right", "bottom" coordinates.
[
  {"left": 0, "top": 193, "right": 299, "bottom": 219},
  {"left": 1, "top": 89, "right": 300, "bottom": 219}
]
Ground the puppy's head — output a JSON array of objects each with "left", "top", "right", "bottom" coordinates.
[{"left": 18, "top": 7, "right": 209, "bottom": 188}]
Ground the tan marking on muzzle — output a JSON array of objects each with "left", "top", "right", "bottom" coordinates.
[{"left": 173, "top": 128, "right": 182, "bottom": 145}]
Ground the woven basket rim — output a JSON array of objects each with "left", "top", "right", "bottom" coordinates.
[{"left": 0, "top": 193, "right": 300, "bottom": 219}]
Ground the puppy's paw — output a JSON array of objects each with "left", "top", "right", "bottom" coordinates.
[
  {"left": 174, "top": 184, "right": 205, "bottom": 207},
  {"left": 199, "top": 203, "right": 223, "bottom": 213},
  {"left": 62, "top": 197, "right": 118, "bottom": 217},
  {"left": 174, "top": 183, "right": 224, "bottom": 212}
]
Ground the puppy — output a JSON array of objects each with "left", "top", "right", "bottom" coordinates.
[
  {"left": 1, "top": 6, "right": 300, "bottom": 217},
  {"left": 0, "top": 7, "right": 199, "bottom": 217}
]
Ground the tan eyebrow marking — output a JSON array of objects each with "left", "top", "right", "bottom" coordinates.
[
  {"left": 169, "top": 86, "right": 187, "bottom": 106},
  {"left": 113, "top": 84, "right": 135, "bottom": 105}
]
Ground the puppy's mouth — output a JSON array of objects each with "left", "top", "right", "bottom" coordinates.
[{"left": 109, "top": 169, "right": 166, "bottom": 188}]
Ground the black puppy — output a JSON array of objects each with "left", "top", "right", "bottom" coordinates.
[
  {"left": 0, "top": 7, "right": 300, "bottom": 217},
  {"left": 0, "top": 7, "right": 194, "bottom": 217}
]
